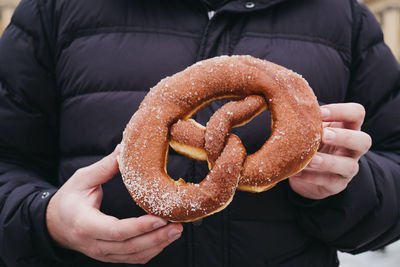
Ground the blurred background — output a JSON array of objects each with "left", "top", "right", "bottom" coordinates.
[
  {"left": 0, "top": 0, "right": 15, "bottom": 36},
  {"left": 0, "top": 0, "right": 399, "bottom": 266},
  {"left": 364, "top": 0, "right": 400, "bottom": 60}
]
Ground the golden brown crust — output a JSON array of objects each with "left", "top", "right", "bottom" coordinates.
[
  {"left": 170, "top": 119, "right": 206, "bottom": 160},
  {"left": 119, "top": 55, "right": 322, "bottom": 222}
]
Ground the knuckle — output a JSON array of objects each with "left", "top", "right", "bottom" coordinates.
[
  {"left": 317, "top": 184, "right": 334, "bottom": 198},
  {"left": 363, "top": 133, "right": 372, "bottom": 152},
  {"left": 74, "top": 167, "right": 87, "bottom": 177},
  {"left": 353, "top": 103, "right": 366, "bottom": 122},
  {"left": 319, "top": 174, "right": 339, "bottom": 195},
  {"left": 352, "top": 161, "right": 360, "bottom": 177},
  {"left": 322, "top": 155, "right": 333, "bottom": 170},
  {"left": 349, "top": 161, "right": 359, "bottom": 177},
  {"left": 72, "top": 221, "right": 88, "bottom": 240},
  {"left": 326, "top": 173, "right": 338, "bottom": 186},
  {"left": 332, "top": 181, "right": 347, "bottom": 195},
  {"left": 342, "top": 133, "right": 353, "bottom": 148},
  {"left": 157, "top": 242, "right": 170, "bottom": 253},
  {"left": 154, "top": 230, "right": 168, "bottom": 244},
  {"left": 135, "top": 220, "right": 151, "bottom": 234},
  {"left": 110, "top": 225, "right": 125, "bottom": 241},
  {"left": 159, "top": 239, "right": 172, "bottom": 248},
  {"left": 96, "top": 160, "right": 110, "bottom": 176}
]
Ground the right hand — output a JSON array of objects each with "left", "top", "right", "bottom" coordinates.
[{"left": 46, "top": 146, "right": 183, "bottom": 264}]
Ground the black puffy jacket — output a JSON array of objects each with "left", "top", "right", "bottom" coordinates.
[{"left": 0, "top": 0, "right": 400, "bottom": 266}]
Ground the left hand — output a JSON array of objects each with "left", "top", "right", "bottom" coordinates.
[{"left": 289, "top": 103, "right": 372, "bottom": 199}]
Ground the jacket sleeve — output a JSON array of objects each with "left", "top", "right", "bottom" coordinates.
[
  {"left": 289, "top": 1, "right": 400, "bottom": 254},
  {"left": 0, "top": 0, "right": 64, "bottom": 265}
]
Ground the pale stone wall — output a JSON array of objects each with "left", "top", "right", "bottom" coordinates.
[
  {"left": 364, "top": 0, "right": 400, "bottom": 61},
  {"left": 0, "top": 0, "right": 19, "bottom": 34}
]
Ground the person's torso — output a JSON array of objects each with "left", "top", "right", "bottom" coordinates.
[{"left": 53, "top": 0, "right": 352, "bottom": 265}]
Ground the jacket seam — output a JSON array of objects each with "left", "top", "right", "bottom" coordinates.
[
  {"left": 57, "top": 26, "right": 202, "bottom": 51},
  {"left": 358, "top": 4, "right": 384, "bottom": 53},
  {"left": 36, "top": 0, "right": 58, "bottom": 71},
  {"left": 243, "top": 32, "right": 349, "bottom": 52},
  {"left": 196, "top": 17, "right": 214, "bottom": 61},
  {"left": 10, "top": 3, "right": 54, "bottom": 76},
  {"left": 8, "top": 21, "right": 33, "bottom": 40},
  {"left": 349, "top": 0, "right": 361, "bottom": 64},
  {"left": 346, "top": 0, "right": 363, "bottom": 102},
  {"left": 242, "top": 31, "right": 351, "bottom": 66},
  {"left": 7, "top": 23, "right": 54, "bottom": 78},
  {"left": 345, "top": 2, "right": 385, "bottom": 104},
  {"left": 0, "top": 78, "right": 44, "bottom": 115},
  {"left": 61, "top": 89, "right": 145, "bottom": 102},
  {"left": 360, "top": 39, "right": 384, "bottom": 55}
]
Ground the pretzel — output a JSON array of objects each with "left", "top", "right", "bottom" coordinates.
[{"left": 119, "top": 55, "right": 322, "bottom": 222}]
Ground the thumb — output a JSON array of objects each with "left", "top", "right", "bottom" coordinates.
[{"left": 75, "top": 145, "right": 121, "bottom": 189}]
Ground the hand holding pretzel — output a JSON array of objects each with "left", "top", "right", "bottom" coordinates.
[
  {"left": 46, "top": 147, "right": 183, "bottom": 264},
  {"left": 289, "top": 103, "right": 372, "bottom": 199}
]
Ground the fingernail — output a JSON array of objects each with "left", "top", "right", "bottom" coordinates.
[
  {"left": 310, "top": 155, "right": 323, "bottom": 167},
  {"left": 173, "top": 223, "right": 183, "bottom": 232},
  {"left": 320, "top": 107, "right": 330, "bottom": 119},
  {"left": 153, "top": 221, "right": 167, "bottom": 229},
  {"left": 168, "top": 229, "right": 181, "bottom": 241},
  {"left": 324, "top": 129, "right": 336, "bottom": 141}
]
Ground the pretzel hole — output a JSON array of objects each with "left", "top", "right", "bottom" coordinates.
[
  {"left": 165, "top": 146, "right": 195, "bottom": 181},
  {"left": 231, "top": 109, "right": 271, "bottom": 155}
]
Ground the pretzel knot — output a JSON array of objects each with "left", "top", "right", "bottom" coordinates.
[
  {"left": 119, "top": 55, "right": 322, "bottom": 222},
  {"left": 170, "top": 95, "right": 268, "bottom": 189}
]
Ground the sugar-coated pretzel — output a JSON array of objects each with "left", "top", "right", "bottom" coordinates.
[{"left": 119, "top": 55, "right": 322, "bottom": 222}]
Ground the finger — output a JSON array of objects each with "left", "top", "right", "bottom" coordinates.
[
  {"left": 79, "top": 211, "right": 168, "bottom": 241},
  {"left": 322, "top": 127, "right": 372, "bottom": 157},
  {"left": 307, "top": 152, "right": 359, "bottom": 179},
  {"left": 290, "top": 171, "right": 350, "bottom": 199},
  {"left": 98, "top": 223, "right": 183, "bottom": 255},
  {"left": 320, "top": 103, "right": 365, "bottom": 130},
  {"left": 75, "top": 146, "right": 120, "bottom": 189},
  {"left": 105, "top": 239, "right": 171, "bottom": 264}
]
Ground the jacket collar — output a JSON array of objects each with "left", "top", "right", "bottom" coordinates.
[
  {"left": 193, "top": 0, "right": 290, "bottom": 13},
  {"left": 217, "top": 0, "right": 290, "bottom": 13}
]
